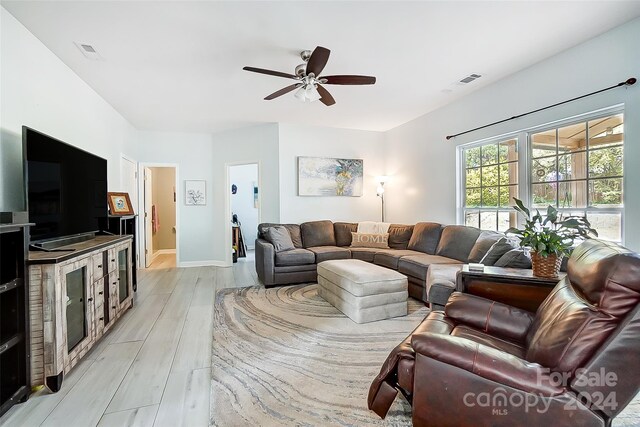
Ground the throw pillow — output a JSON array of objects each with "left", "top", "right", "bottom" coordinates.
[
  {"left": 480, "top": 237, "right": 517, "bottom": 266},
  {"left": 407, "top": 222, "right": 443, "bottom": 254},
  {"left": 350, "top": 232, "right": 390, "bottom": 249},
  {"left": 468, "top": 230, "right": 503, "bottom": 263},
  {"left": 388, "top": 224, "right": 414, "bottom": 249},
  {"left": 265, "top": 226, "right": 295, "bottom": 252},
  {"left": 494, "top": 248, "right": 532, "bottom": 269}
]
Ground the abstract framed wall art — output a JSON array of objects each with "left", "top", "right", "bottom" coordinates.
[
  {"left": 298, "top": 157, "right": 363, "bottom": 196},
  {"left": 185, "top": 180, "right": 206, "bottom": 205}
]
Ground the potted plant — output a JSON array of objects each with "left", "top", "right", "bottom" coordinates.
[{"left": 506, "top": 198, "right": 598, "bottom": 278}]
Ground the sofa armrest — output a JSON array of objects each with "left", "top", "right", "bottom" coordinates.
[
  {"left": 255, "top": 238, "right": 275, "bottom": 285},
  {"left": 411, "top": 333, "right": 563, "bottom": 396},
  {"left": 444, "top": 292, "right": 534, "bottom": 343},
  {"left": 426, "top": 264, "right": 463, "bottom": 309}
]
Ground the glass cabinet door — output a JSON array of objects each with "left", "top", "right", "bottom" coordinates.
[
  {"left": 66, "top": 267, "right": 87, "bottom": 352},
  {"left": 118, "top": 249, "right": 129, "bottom": 303}
]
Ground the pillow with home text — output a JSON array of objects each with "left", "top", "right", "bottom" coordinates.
[{"left": 350, "top": 232, "right": 389, "bottom": 249}]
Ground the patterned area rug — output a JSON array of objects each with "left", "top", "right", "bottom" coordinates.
[
  {"left": 210, "top": 284, "right": 639, "bottom": 426},
  {"left": 210, "top": 284, "right": 427, "bottom": 426}
]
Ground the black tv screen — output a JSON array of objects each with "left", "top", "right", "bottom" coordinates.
[{"left": 23, "top": 127, "right": 107, "bottom": 242}]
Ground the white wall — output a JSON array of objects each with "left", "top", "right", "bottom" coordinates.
[
  {"left": 0, "top": 7, "right": 138, "bottom": 211},
  {"left": 213, "top": 124, "right": 280, "bottom": 264},
  {"left": 384, "top": 17, "right": 640, "bottom": 251},
  {"left": 138, "top": 123, "right": 279, "bottom": 266},
  {"left": 230, "top": 164, "right": 259, "bottom": 250},
  {"left": 137, "top": 131, "right": 213, "bottom": 265},
  {"left": 278, "top": 123, "right": 386, "bottom": 224}
]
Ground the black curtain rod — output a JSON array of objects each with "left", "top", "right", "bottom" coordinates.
[{"left": 446, "top": 77, "right": 636, "bottom": 140}]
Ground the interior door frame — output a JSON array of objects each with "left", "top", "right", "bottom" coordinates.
[
  {"left": 138, "top": 162, "right": 180, "bottom": 269},
  {"left": 120, "top": 154, "right": 140, "bottom": 268},
  {"left": 143, "top": 167, "right": 153, "bottom": 268},
  {"left": 225, "top": 161, "right": 262, "bottom": 266}
]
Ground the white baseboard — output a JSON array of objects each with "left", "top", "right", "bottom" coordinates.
[{"left": 179, "top": 260, "right": 231, "bottom": 268}]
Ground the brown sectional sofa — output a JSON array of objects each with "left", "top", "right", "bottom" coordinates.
[{"left": 255, "top": 220, "right": 522, "bottom": 305}]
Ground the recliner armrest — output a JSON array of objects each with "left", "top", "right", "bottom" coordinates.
[
  {"left": 411, "top": 333, "right": 563, "bottom": 396},
  {"left": 445, "top": 292, "right": 534, "bottom": 343}
]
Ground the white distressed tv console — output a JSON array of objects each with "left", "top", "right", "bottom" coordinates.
[{"left": 28, "top": 235, "right": 134, "bottom": 391}]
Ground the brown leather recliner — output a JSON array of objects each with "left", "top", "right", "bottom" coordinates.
[{"left": 368, "top": 239, "right": 640, "bottom": 426}]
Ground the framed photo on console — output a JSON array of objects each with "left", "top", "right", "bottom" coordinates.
[{"left": 107, "top": 192, "right": 135, "bottom": 215}]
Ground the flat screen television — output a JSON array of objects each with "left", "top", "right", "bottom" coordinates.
[{"left": 23, "top": 126, "right": 108, "bottom": 243}]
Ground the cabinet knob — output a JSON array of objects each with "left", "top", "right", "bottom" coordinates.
[
  {"left": 112, "top": 306, "right": 116, "bottom": 309},
  {"left": 97, "top": 265, "right": 102, "bottom": 268},
  {"left": 88, "top": 298, "right": 93, "bottom": 302},
  {"left": 111, "top": 259, "right": 115, "bottom": 262},
  {"left": 99, "top": 317, "right": 104, "bottom": 321},
  {"left": 98, "top": 291, "right": 103, "bottom": 295},
  {"left": 112, "top": 282, "right": 116, "bottom": 285}
]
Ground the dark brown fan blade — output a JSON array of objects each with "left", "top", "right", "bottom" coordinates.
[
  {"left": 322, "top": 75, "right": 376, "bottom": 85},
  {"left": 306, "top": 46, "right": 330, "bottom": 77},
  {"left": 264, "top": 84, "right": 301, "bottom": 100},
  {"left": 243, "top": 66, "right": 298, "bottom": 80},
  {"left": 316, "top": 85, "right": 336, "bottom": 106}
]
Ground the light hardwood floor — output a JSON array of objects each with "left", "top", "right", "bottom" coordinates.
[
  {"left": 147, "top": 253, "right": 177, "bottom": 270},
  {"left": 0, "top": 253, "right": 258, "bottom": 427}
]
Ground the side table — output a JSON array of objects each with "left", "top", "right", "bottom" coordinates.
[{"left": 456, "top": 265, "right": 566, "bottom": 312}]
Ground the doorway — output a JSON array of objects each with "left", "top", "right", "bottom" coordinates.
[
  {"left": 229, "top": 163, "right": 260, "bottom": 264},
  {"left": 142, "top": 166, "right": 178, "bottom": 269}
]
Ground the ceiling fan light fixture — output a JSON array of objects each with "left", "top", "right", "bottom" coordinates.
[
  {"left": 294, "top": 86, "right": 308, "bottom": 102},
  {"left": 306, "top": 84, "right": 322, "bottom": 102},
  {"left": 243, "top": 45, "right": 376, "bottom": 106},
  {"left": 294, "top": 83, "right": 321, "bottom": 103}
]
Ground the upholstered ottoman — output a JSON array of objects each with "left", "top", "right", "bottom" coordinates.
[{"left": 317, "top": 259, "right": 408, "bottom": 323}]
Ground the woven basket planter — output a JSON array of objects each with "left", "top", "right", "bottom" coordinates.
[{"left": 531, "top": 251, "right": 563, "bottom": 278}]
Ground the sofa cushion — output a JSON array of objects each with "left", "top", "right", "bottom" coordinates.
[
  {"left": 494, "top": 248, "right": 532, "bottom": 268},
  {"left": 373, "top": 249, "right": 424, "bottom": 270},
  {"left": 265, "top": 225, "right": 296, "bottom": 252},
  {"left": 388, "top": 224, "right": 414, "bottom": 250},
  {"left": 351, "top": 232, "right": 389, "bottom": 249},
  {"left": 334, "top": 222, "right": 357, "bottom": 247},
  {"left": 307, "top": 246, "right": 351, "bottom": 263},
  {"left": 350, "top": 247, "right": 379, "bottom": 262},
  {"left": 436, "top": 225, "right": 482, "bottom": 262},
  {"left": 301, "top": 220, "right": 336, "bottom": 248},
  {"left": 258, "top": 223, "right": 303, "bottom": 248},
  {"left": 467, "top": 231, "right": 504, "bottom": 263},
  {"left": 275, "top": 248, "right": 316, "bottom": 266},
  {"left": 407, "top": 222, "right": 443, "bottom": 254},
  {"left": 480, "top": 237, "right": 517, "bottom": 266},
  {"left": 274, "top": 264, "right": 317, "bottom": 273},
  {"left": 397, "top": 254, "right": 461, "bottom": 281}
]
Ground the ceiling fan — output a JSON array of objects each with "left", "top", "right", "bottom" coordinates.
[{"left": 242, "top": 46, "right": 376, "bottom": 106}]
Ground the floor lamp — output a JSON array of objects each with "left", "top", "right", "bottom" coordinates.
[{"left": 376, "top": 176, "right": 388, "bottom": 222}]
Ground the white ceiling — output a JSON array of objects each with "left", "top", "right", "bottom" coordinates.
[{"left": 3, "top": 1, "right": 640, "bottom": 133}]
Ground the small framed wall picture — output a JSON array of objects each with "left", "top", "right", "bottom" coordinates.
[
  {"left": 185, "top": 180, "right": 206, "bottom": 205},
  {"left": 107, "top": 192, "right": 135, "bottom": 215}
]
